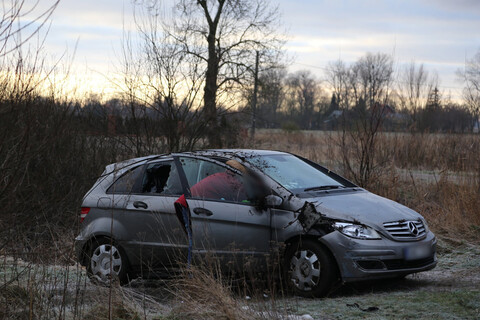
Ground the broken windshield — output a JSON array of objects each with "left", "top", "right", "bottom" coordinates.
[{"left": 248, "top": 154, "right": 344, "bottom": 193}]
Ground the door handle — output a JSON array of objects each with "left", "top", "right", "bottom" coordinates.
[
  {"left": 133, "top": 201, "right": 148, "bottom": 209},
  {"left": 193, "top": 207, "right": 213, "bottom": 216}
]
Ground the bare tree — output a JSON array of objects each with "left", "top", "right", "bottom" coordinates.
[
  {"left": 457, "top": 49, "right": 480, "bottom": 131},
  {"left": 325, "top": 53, "right": 393, "bottom": 112},
  {"left": 325, "top": 59, "right": 352, "bottom": 110},
  {"left": 163, "top": 0, "right": 285, "bottom": 147},
  {"left": 351, "top": 52, "right": 394, "bottom": 107},
  {"left": 113, "top": 5, "right": 207, "bottom": 154},
  {"left": 256, "top": 68, "right": 285, "bottom": 127},
  {"left": 325, "top": 53, "right": 395, "bottom": 188},
  {"left": 1, "top": 0, "right": 61, "bottom": 200},
  {"left": 396, "top": 61, "right": 436, "bottom": 124},
  {"left": 0, "top": 0, "right": 61, "bottom": 103},
  {"left": 0, "top": 0, "right": 60, "bottom": 57},
  {"left": 347, "top": 53, "right": 394, "bottom": 187},
  {"left": 284, "top": 70, "right": 322, "bottom": 129}
]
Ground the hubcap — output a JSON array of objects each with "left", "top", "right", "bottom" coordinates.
[
  {"left": 289, "top": 249, "right": 321, "bottom": 291},
  {"left": 90, "top": 244, "right": 122, "bottom": 283}
]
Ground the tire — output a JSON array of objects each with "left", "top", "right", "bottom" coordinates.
[
  {"left": 87, "top": 238, "right": 129, "bottom": 285},
  {"left": 284, "top": 239, "right": 337, "bottom": 297},
  {"left": 394, "top": 274, "right": 408, "bottom": 280}
]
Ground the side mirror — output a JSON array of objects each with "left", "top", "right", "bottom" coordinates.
[{"left": 265, "top": 194, "right": 283, "bottom": 207}]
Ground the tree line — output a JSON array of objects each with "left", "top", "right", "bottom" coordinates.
[{"left": 246, "top": 52, "right": 479, "bottom": 133}]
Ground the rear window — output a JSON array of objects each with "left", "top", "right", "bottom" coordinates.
[{"left": 140, "top": 161, "right": 183, "bottom": 195}]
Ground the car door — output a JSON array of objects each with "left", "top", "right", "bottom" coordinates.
[
  {"left": 122, "top": 158, "right": 188, "bottom": 272},
  {"left": 177, "top": 156, "right": 270, "bottom": 271}
]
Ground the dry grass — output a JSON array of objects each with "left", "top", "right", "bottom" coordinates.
[
  {"left": 0, "top": 256, "right": 171, "bottom": 319},
  {"left": 401, "top": 179, "right": 480, "bottom": 238},
  {"left": 169, "top": 264, "right": 255, "bottom": 320},
  {"left": 256, "top": 129, "right": 480, "bottom": 172},
  {"left": 168, "top": 260, "right": 303, "bottom": 320}
]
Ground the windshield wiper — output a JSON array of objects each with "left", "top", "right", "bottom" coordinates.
[{"left": 304, "top": 185, "right": 345, "bottom": 192}]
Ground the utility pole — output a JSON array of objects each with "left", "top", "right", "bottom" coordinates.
[{"left": 250, "top": 50, "right": 259, "bottom": 146}]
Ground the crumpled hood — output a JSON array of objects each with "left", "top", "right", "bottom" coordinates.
[{"left": 304, "top": 190, "right": 422, "bottom": 229}]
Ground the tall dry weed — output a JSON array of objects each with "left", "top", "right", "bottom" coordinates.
[{"left": 169, "top": 263, "right": 256, "bottom": 320}]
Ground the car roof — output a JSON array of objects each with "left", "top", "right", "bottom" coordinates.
[
  {"left": 109, "top": 149, "right": 289, "bottom": 168},
  {"left": 184, "top": 149, "right": 288, "bottom": 158}
]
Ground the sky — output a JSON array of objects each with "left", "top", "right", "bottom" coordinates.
[{"left": 23, "top": 0, "right": 480, "bottom": 100}]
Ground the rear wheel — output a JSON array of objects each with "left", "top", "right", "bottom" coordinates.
[
  {"left": 284, "top": 239, "right": 337, "bottom": 297},
  {"left": 87, "top": 238, "right": 129, "bottom": 285}
]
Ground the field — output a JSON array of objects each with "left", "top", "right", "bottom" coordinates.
[{"left": 1, "top": 129, "right": 480, "bottom": 319}]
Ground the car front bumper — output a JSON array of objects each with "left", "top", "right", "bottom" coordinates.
[{"left": 320, "top": 230, "right": 437, "bottom": 282}]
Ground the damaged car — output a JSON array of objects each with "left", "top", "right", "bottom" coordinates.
[{"left": 75, "top": 149, "right": 437, "bottom": 297}]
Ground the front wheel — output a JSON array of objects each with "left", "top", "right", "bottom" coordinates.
[
  {"left": 284, "top": 239, "right": 338, "bottom": 297},
  {"left": 87, "top": 238, "right": 129, "bottom": 285}
]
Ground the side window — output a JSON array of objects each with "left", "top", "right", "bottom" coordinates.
[
  {"left": 179, "top": 157, "right": 225, "bottom": 188},
  {"left": 107, "top": 165, "right": 144, "bottom": 194},
  {"left": 179, "top": 157, "right": 250, "bottom": 203},
  {"left": 141, "top": 161, "right": 183, "bottom": 195}
]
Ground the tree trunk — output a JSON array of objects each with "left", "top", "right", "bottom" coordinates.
[
  {"left": 202, "top": 3, "right": 222, "bottom": 148},
  {"left": 204, "top": 41, "right": 221, "bottom": 147}
]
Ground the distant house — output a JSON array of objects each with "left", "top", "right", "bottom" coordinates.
[
  {"left": 370, "top": 102, "right": 395, "bottom": 117},
  {"left": 388, "top": 112, "right": 410, "bottom": 122},
  {"left": 383, "top": 104, "right": 396, "bottom": 116},
  {"left": 324, "top": 110, "right": 343, "bottom": 123}
]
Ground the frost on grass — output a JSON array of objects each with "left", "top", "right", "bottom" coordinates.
[
  {"left": 0, "top": 258, "right": 169, "bottom": 319},
  {"left": 2, "top": 235, "right": 479, "bottom": 319}
]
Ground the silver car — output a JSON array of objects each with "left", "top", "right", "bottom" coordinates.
[{"left": 75, "top": 149, "right": 436, "bottom": 297}]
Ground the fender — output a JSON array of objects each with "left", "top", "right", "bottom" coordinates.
[{"left": 78, "top": 216, "right": 129, "bottom": 241}]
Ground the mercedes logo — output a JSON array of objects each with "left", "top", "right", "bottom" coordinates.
[{"left": 408, "top": 221, "right": 419, "bottom": 236}]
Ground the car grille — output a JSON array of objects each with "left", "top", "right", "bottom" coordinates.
[{"left": 383, "top": 220, "right": 426, "bottom": 240}]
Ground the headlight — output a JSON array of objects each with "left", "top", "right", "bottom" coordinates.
[{"left": 334, "top": 222, "right": 381, "bottom": 240}]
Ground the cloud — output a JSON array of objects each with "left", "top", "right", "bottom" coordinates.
[
  {"left": 278, "top": 0, "right": 478, "bottom": 96},
  {"left": 21, "top": 0, "right": 479, "bottom": 99}
]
